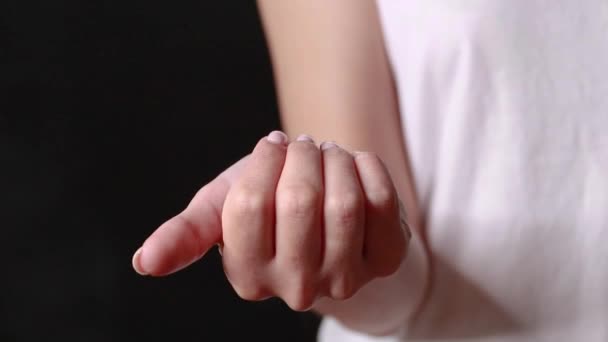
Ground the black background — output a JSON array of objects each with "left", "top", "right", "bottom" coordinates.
[{"left": 1, "top": 1, "right": 320, "bottom": 341}]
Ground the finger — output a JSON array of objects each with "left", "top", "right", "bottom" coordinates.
[
  {"left": 273, "top": 134, "right": 323, "bottom": 310},
  {"left": 221, "top": 131, "right": 288, "bottom": 269},
  {"left": 354, "top": 152, "right": 408, "bottom": 277},
  {"left": 133, "top": 154, "right": 249, "bottom": 276},
  {"left": 320, "top": 142, "right": 366, "bottom": 300}
]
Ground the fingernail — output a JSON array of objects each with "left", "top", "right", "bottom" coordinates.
[
  {"left": 321, "top": 141, "right": 339, "bottom": 151},
  {"left": 296, "top": 134, "right": 314, "bottom": 143},
  {"left": 132, "top": 247, "right": 148, "bottom": 276},
  {"left": 267, "top": 130, "right": 288, "bottom": 145}
]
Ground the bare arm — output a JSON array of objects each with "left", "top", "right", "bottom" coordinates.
[{"left": 257, "top": 0, "right": 430, "bottom": 336}]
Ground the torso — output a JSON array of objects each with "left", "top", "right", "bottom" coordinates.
[{"left": 321, "top": 1, "right": 608, "bottom": 340}]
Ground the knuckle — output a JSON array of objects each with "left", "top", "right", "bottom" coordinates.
[
  {"left": 225, "top": 265, "right": 269, "bottom": 301},
  {"left": 325, "top": 192, "right": 364, "bottom": 226},
  {"left": 366, "top": 187, "right": 397, "bottom": 211},
  {"left": 275, "top": 246, "right": 322, "bottom": 277},
  {"left": 230, "top": 186, "right": 270, "bottom": 218},
  {"left": 354, "top": 151, "right": 383, "bottom": 167},
  {"left": 354, "top": 151, "right": 380, "bottom": 163},
  {"left": 283, "top": 279, "right": 317, "bottom": 312},
  {"left": 329, "top": 274, "right": 357, "bottom": 300},
  {"left": 232, "top": 283, "right": 267, "bottom": 302},
  {"left": 277, "top": 185, "right": 321, "bottom": 219},
  {"left": 285, "top": 296, "right": 314, "bottom": 312}
]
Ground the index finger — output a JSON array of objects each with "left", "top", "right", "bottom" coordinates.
[{"left": 132, "top": 155, "right": 247, "bottom": 276}]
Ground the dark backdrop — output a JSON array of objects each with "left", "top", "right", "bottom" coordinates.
[{"left": 1, "top": 1, "right": 320, "bottom": 341}]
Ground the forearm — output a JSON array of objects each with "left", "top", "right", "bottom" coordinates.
[
  {"left": 257, "top": 0, "right": 421, "bottom": 223},
  {"left": 258, "top": 0, "right": 430, "bottom": 335}
]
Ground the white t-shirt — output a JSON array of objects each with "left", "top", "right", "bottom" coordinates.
[{"left": 319, "top": 1, "right": 608, "bottom": 341}]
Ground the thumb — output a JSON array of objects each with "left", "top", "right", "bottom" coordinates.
[{"left": 132, "top": 155, "right": 249, "bottom": 276}]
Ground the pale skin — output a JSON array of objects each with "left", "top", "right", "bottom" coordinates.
[{"left": 132, "top": 1, "right": 430, "bottom": 337}]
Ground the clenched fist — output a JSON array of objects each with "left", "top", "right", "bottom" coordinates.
[{"left": 133, "top": 131, "right": 411, "bottom": 311}]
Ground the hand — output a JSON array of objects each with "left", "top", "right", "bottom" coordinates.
[{"left": 132, "top": 131, "right": 411, "bottom": 311}]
